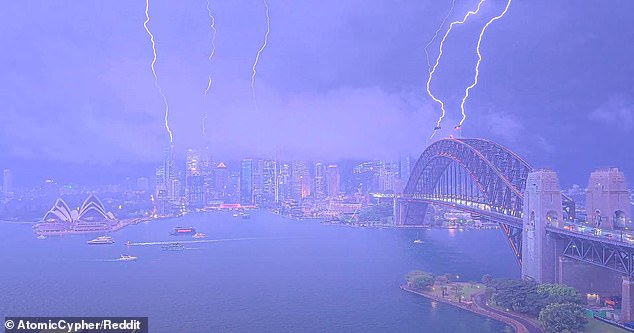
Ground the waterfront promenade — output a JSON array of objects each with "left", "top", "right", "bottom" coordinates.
[{"left": 400, "top": 285, "right": 543, "bottom": 333}]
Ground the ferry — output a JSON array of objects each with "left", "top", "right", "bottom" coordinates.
[
  {"left": 241, "top": 213, "right": 251, "bottom": 220},
  {"left": 162, "top": 242, "right": 185, "bottom": 251},
  {"left": 193, "top": 232, "right": 207, "bottom": 239},
  {"left": 119, "top": 254, "right": 137, "bottom": 261},
  {"left": 36, "top": 235, "right": 46, "bottom": 240},
  {"left": 87, "top": 236, "right": 115, "bottom": 245},
  {"left": 170, "top": 226, "right": 196, "bottom": 235}
]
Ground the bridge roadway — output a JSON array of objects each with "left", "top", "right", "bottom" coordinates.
[
  {"left": 398, "top": 195, "right": 522, "bottom": 227},
  {"left": 400, "top": 195, "right": 634, "bottom": 274}
]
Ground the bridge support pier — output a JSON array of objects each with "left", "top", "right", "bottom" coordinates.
[
  {"left": 521, "top": 170, "right": 563, "bottom": 283},
  {"left": 623, "top": 277, "right": 634, "bottom": 322},
  {"left": 394, "top": 199, "right": 429, "bottom": 226}
]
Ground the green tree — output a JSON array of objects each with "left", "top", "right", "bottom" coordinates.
[
  {"left": 406, "top": 270, "right": 435, "bottom": 290},
  {"left": 489, "top": 278, "right": 543, "bottom": 316},
  {"left": 482, "top": 274, "right": 493, "bottom": 286},
  {"left": 537, "top": 284, "right": 584, "bottom": 306},
  {"left": 538, "top": 302, "right": 587, "bottom": 333}
]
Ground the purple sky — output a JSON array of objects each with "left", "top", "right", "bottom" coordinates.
[{"left": 0, "top": 1, "right": 633, "bottom": 185}]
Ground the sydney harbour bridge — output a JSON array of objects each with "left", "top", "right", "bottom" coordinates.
[{"left": 394, "top": 138, "right": 634, "bottom": 321}]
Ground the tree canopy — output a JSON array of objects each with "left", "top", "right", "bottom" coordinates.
[
  {"left": 406, "top": 271, "right": 435, "bottom": 291},
  {"left": 538, "top": 302, "right": 587, "bottom": 333}
]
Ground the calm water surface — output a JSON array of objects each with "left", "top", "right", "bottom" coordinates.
[{"left": 0, "top": 211, "right": 519, "bottom": 332}]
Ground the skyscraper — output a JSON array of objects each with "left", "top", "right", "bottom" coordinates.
[
  {"left": 314, "top": 162, "right": 326, "bottom": 199},
  {"left": 252, "top": 160, "right": 265, "bottom": 205},
  {"left": 2, "top": 169, "right": 13, "bottom": 197},
  {"left": 291, "top": 160, "right": 310, "bottom": 201},
  {"left": 155, "top": 166, "right": 168, "bottom": 216},
  {"left": 215, "top": 162, "right": 228, "bottom": 199},
  {"left": 240, "top": 159, "right": 254, "bottom": 206},
  {"left": 400, "top": 154, "right": 411, "bottom": 183},
  {"left": 277, "top": 162, "right": 291, "bottom": 202},
  {"left": 326, "top": 165, "right": 340, "bottom": 197},
  {"left": 262, "top": 160, "right": 277, "bottom": 203},
  {"left": 186, "top": 149, "right": 204, "bottom": 208}
]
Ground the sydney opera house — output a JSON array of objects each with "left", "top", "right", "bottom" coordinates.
[{"left": 35, "top": 194, "right": 119, "bottom": 234}]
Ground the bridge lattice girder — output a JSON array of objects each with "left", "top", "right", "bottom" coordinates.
[{"left": 404, "top": 138, "right": 532, "bottom": 218}]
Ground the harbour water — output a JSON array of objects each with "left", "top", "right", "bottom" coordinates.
[{"left": 0, "top": 211, "right": 519, "bottom": 332}]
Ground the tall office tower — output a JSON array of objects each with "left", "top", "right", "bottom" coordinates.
[
  {"left": 586, "top": 168, "right": 631, "bottom": 229},
  {"left": 252, "top": 160, "right": 265, "bottom": 205},
  {"left": 399, "top": 154, "right": 411, "bottom": 183},
  {"left": 162, "top": 143, "right": 177, "bottom": 200},
  {"left": 2, "top": 169, "right": 13, "bottom": 197},
  {"left": 201, "top": 154, "right": 215, "bottom": 204},
  {"left": 291, "top": 160, "right": 310, "bottom": 201},
  {"left": 326, "top": 165, "right": 340, "bottom": 197},
  {"left": 277, "top": 162, "right": 291, "bottom": 202},
  {"left": 314, "top": 162, "right": 326, "bottom": 199},
  {"left": 185, "top": 149, "right": 204, "bottom": 208},
  {"left": 262, "top": 160, "right": 277, "bottom": 203},
  {"left": 215, "top": 162, "right": 228, "bottom": 199},
  {"left": 169, "top": 178, "right": 181, "bottom": 203},
  {"left": 154, "top": 163, "right": 169, "bottom": 216},
  {"left": 240, "top": 159, "right": 254, "bottom": 206},
  {"left": 185, "top": 149, "right": 201, "bottom": 176},
  {"left": 155, "top": 166, "right": 168, "bottom": 215},
  {"left": 227, "top": 170, "right": 240, "bottom": 203},
  {"left": 378, "top": 160, "right": 399, "bottom": 193}
]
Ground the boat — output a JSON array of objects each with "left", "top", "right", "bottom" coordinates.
[
  {"left": 193, "top": 232, "right": 207, "bottom": 239},
  {"left": 162, "top": 242, "right": 185, "bottom": 251},
  {"left": 232, "top": 213, "right": 239, "bottom": 217},
  {"left": 119, "top": 254, "right": 137, "bottom": 261},
  {"left": 170, "top": 226, "right": 196, "bottom": 235},
  {"left": 413, "top": 231, "right": 423, "bottom": 244},
  {"left": 87, "top": 236, "right": 115, "bottom": 245},
  {"left": 241, "top": 213, "right": 251, "bottom": 219},
  {"left": 36, "top": 235, "right": 46, "bottom": 240}
]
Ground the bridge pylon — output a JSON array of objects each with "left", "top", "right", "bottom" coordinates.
[{"left": 521, "top": 169, "right": 563, "bottom": 283}]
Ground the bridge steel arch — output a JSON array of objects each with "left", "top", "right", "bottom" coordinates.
[
  {"left": 397, "top": 138, "right": 574, "bottom": 264},
  {"left": 404, "top": 138, "right": 531, "bottom": 217}
]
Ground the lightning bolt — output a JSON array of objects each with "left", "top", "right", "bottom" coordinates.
[
  {"left": 143, "top": 0, "right": 173, "bottom": 143},
  {"left": 251, "top": 0, "right": 270, "bottom": 108},
  {"left": 427, "top": 0, "right": 486, "bottom": 140},
  {"left": 424, "top": 0, "right": 456, "bottom": 73},
  {"left": 203, "top": 0, "right": 217, "bottom": 139},
  {"left": 457, "top": 0, "right": 512, "bottom": 128}
]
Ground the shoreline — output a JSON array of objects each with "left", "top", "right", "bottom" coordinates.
[{"left": 400, "top": 284, "right": 537, "bottom": 333}]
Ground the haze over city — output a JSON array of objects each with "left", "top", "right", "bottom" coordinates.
[{"left": 1, "top": 1, "right": 632, "bottom": 185}]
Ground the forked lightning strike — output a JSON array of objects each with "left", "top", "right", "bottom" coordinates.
[
  {"left": 424, "top": 0, "right": 456, "bottom": 73},
  {"left": 143, "top": 0, "right": 173, "bottom": 143},
  {"left": 457, "top": 0, "right": 512, "bottom": 129},
  {"left": 427, "top": 0, "right": 487, "bottom": 139},
  {"left": 203, "top": 0, "right": 217, "bottom": 138},
  {"left": 251, "top": 0, "right": 270, "bottom": 108}
]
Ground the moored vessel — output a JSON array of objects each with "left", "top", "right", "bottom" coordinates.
[
  {"left": 87, "top": 236, "right": 115, "bottom": 245},
  {"left": 171, "top": 226, "right": 196, "bottom": 235}
]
